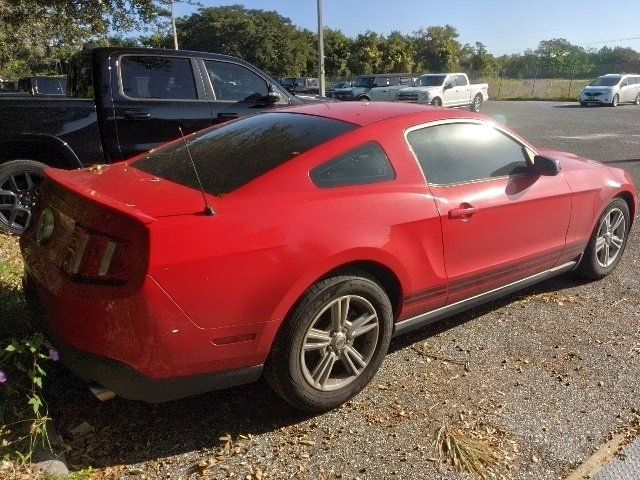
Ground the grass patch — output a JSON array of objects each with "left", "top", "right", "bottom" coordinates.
[
  {"left": 476, "top": 77, "right": 591, "bottom": 102},
  {"left": 0, "top": 234, "right": 29, "bottom": 336}
]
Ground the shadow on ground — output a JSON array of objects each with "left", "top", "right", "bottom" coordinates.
[{"left": 44, "top": 271, "right": 591, "bottom": 470}]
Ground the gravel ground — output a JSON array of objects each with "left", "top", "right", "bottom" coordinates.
[{"left": 10, "top": 101, "right": 640, "bottom": 479}]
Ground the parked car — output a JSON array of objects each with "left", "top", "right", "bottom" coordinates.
[
  {"left": 18, "top": 76, "right": 68, "bottom": 96},
  {"left": 0, "top": 46, "right": 328, "bottom": 235},
  {"left": 280, "top": 77, "right": 320, "bottom": 95},
  {"left": 333, "top": 73, "right": 413, "bottom": 101},
  {"left": 327, "top": 81, "right": 353, "bottom": 98},
  {"left": 580, "top": 74, "right": 640, "bottom": 107},
  {"left": 397, "top": 73, "right": 488, "bottom": 111},
  {"left": 21, "top": 102, "right": 637, "bottom": 412}
]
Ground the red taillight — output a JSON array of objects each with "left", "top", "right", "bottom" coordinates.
[{"left": 61, "top": 225, "right": 131, "bottom": 285}]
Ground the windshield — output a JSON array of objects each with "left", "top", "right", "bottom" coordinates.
[
  {"left": 36, "top": 77, "right": 66, "bottom": 95},
  {"left": 414, "top": 75, "right": 447, "bottom": 87},
  {"left": 133, "top": 113, "right": 357, "bottom": 196},
  {"left": 589, "top": 76, "right": 621, "bottom": 87},
  {"left": 354, "top": 77, "right": 375, "bottom": 88}
]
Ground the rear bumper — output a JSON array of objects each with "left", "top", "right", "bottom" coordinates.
[{"left": 23, "top": 272, "right": 264, "bottom": 402}]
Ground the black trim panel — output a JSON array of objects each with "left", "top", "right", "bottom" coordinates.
[{"left": 394, "top": 261, "right": 578, "bottom": 337}]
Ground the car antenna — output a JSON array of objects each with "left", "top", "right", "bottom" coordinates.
[{"left": 178, "top": 127, "right": 214, "bottom": 216}]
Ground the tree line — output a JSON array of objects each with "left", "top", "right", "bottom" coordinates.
[{"left": 1, "top": 2, "right": 639, "bottom": 80}]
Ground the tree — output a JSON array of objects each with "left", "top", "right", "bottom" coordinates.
[
  {"left": 0, "top": 0, "right": 168, "bottom": 78},
  {"left": 534, "top": 38, "right": 592, "bottom": 76},
  {"left": 413, "top": 25, "right": 461, "bottom": 72},
  {"left": 175, "top": 6, "right": 314, "bottom": 76},
  {"left": 460, "top": 42, "right": 499, "bottom": 77},
  {"left": 348, "top": 31, "right": 385, "bottom": 75},
  {"left": 323, "top": 28, "right": 353, "bottom": 77},
  {"left": 380, "top": 31, "right": 416, "bottom": 73}
]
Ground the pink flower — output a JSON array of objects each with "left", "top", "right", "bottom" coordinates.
[
  {"left": 49, "top": 348, "right": 59, "bottom": 362},
  {"left": 0, "top": 370, "right": 6, "bottom": 384}
]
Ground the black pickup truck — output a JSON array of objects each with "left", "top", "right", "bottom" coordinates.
[{"left": 0, "top": 46, "right": 323, "bottom": 234}]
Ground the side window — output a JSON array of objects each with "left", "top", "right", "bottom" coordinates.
[
  {"left": 121, "top": 56, "right": 197, "bottom": 100},
  {"left": 455, "top": 75, "right": 468, "bottom": 86},
  {"left": 444, "top": 76, "right": 454, "bottom": 88},
  {"left": 204, "top": 60, "right": 268, "bottom": 101},
  {"left": 311, "top": 142, "right": 396, "bottom": 188},
  {"left": 389, "top": 76, "right": 400, "bottom": 86},
  {"left": 620, "top": 79, "right": 628, "bottom": 88},
  {"left": 406, "top": 123, "right": 529, "bottom": 185}
]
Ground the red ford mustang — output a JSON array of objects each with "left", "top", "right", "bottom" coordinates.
[{"left": 21, "top": 103, "right": 637, "bottom": 411}]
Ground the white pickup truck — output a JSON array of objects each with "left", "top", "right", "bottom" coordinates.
[{"left": 397, "top": 73, "right": 488, "bottom": 112}]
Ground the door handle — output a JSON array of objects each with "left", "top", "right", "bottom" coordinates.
[
  {"left": 449, "top": 203, "right": 479, "bottom": 219},
  {"left": 124, "top": 110, "right": 150, "bottom": 120},
  {"left": 217, "top": 112, "right": 239, "bottom": 120}
]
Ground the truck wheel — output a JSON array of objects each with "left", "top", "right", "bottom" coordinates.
[
  {"left": 431, "top": 97, "right": 442, "bottom": 107},
  {"left": 265, "top": 271, "right": 393, "bottom": 412},
  {"left": 358, "top": 96, "right": 370, "bottom": 102},
  {"left": 0, "top": 159, "right": 47, "bottom": 236},
  {"left": 470, "top": 94, "right": 483, "bottom": 112}
]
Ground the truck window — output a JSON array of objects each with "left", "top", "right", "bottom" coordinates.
[
  {"left": 68, "top": 53, "right": 93, "bottom": 98},
  {"left": 204, "top": 60, "right": 268, "bottom": 102},
  {"left": 121, "top": 56, "right": 197, "bottom": 100},
  {"left": 455, "top": 75, "right": 468, "bottom": 86}
]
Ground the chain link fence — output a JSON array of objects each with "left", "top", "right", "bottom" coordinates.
[{"left": 326, "top": 62, "right": 640, "bottom": 101}]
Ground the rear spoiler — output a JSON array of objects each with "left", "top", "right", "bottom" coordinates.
[{"left": 45, "top": 168, "right": 157, "bottom": 225}]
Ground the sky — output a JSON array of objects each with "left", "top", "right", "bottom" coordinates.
[{"left": 168, "top": 0, "right": 640, "bottom": 55}]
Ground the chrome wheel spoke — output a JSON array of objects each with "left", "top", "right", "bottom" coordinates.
[
  {"left": 595, "top": 236, "right": 606, "bottom": 252},
  {"left": 610, "top": 212, "right": 623, "bottom": 232},
  {"left": 331, "top": 296, "right": 350, "bottom": 331},
  {"left": 611, "top": 235, "right": 623, "bottom": 249},
  {"left": 310, "top": 351, "right": 336, "bottom": 387},
  {"left": 303, "top": 328, "right": 332, "bottom": 351},
  {"left": 604, "top": 243, "right": 610, "bottom": 265},
  {"left": 349, "top": 313, "right": 378, "bottom": 338}
]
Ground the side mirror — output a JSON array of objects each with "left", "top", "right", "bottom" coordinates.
[
  {"left": 263, "top": 85, "right": 281, "bottom": 103},
  {"left": 533, "top": 155, "right": 560, "bottom": 176}
]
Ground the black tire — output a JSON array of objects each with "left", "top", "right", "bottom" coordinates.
[
  {"left": 634, "top": 93, "right": 640, "bottom": 106},
  {"left": 431, "top": 97, "right": 442, "bottom": 107},
  {"left": 470, "top": 94, "right": 482, "bottom": 112},
  {"left": 358, "top": 96, "right": 370, "bottom": 102},
  {"left": 0, "top": 159, "right": 47, "bottom": 236},
  {"left": 575, "top": 198, "right": 630, "bottom": 280},
  {"left": 580, "top": 102, "right": 587, "bottom": 107},
  {"left": 610, "top": 94, "right": 619, "bottom": 107},
  {"left": 265, "top": 271, "right": 393, "bottom": 412}
]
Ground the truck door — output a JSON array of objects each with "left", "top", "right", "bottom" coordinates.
[
  {"left": 454, "top": 74, "right": 471, "bottom": 105},
  {"left": 442, "top": 75, "right": 456, "bottom": 106},
  {"left": 113, "top": 54, "right": 213, "bottom": 160},
  {"left": 201, "top": 59, "right": 291, "bottom": 122}
]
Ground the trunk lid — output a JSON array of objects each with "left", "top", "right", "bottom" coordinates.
[{"left": 46, "top": 163, "right": 213, "bottom": 219}]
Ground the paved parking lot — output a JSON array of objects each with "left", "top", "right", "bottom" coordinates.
[{"left": 47, "top": 101, "right": 639, "bottom": 480}]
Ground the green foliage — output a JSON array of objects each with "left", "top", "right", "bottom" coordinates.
[
  {"left": 0, "top": 334, "right": 56, "bottom": 462},
  {"left": 414, "top": 25, "right": 462, "bottom": 72}
]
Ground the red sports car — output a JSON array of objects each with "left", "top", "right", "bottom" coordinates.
[{"left": 20, "top": 103, "right": 637, "bottom": 412}]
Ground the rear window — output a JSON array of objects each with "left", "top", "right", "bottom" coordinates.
[{"left": 133, "top": 113, "right": 357, "bottom": 195}]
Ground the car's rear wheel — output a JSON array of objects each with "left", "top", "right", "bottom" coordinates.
[
  {"left": 470, "top": 94, "right": 482, "bottom": 112},
  {"left": 634, "top": 93, "right": 640, "bottom": 105},
  {"left": 611, "top": 94, "right": 619, "bottom": 107},
  {"left": 0, "top": 159, "right": 46, "bottom": 235},
  {"left": 576, "top": 198, "right": 630, "bottom": 280},
  {"left": 358, "top": 96, "right": 370, "bottom": 102},
  {"left": 431, "top": 97, "right": 442, "bottom": 107},
  {"left": 265, "top": 272, "right": 393, "bottom": 412}
]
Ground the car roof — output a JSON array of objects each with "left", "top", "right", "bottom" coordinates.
[{"left": 279, "top": 102, "right": 486, "bottom": 127}]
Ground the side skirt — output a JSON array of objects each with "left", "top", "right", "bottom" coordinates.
[{"left": 393, "top": 261, "right": 577, "bottom": 337}]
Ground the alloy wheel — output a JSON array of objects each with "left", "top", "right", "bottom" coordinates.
[
  {"left": 300, "top": 295, "right": 379, "bottom": 391},
  {"left": 595, "top": 207, "right": 626, "bottom": 268},
  {"left": 0, "top": 170, "right": 44, "bottom": 234}
]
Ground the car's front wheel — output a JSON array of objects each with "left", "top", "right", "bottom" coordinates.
[
  {"left": 576, "top": 198, "right": 630, "bottom": 280},
  {"left": 634, "top": 93, "right": 640, "bottom": 106},
  {"left": 611, "top": 94, "right": 619, "bottom": 107},
  {"left": 431, "top": 97, "right": 442, "bottom": 107},
  {"left": 266, "top": 272, "right": 393, "bottom": 412}
]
